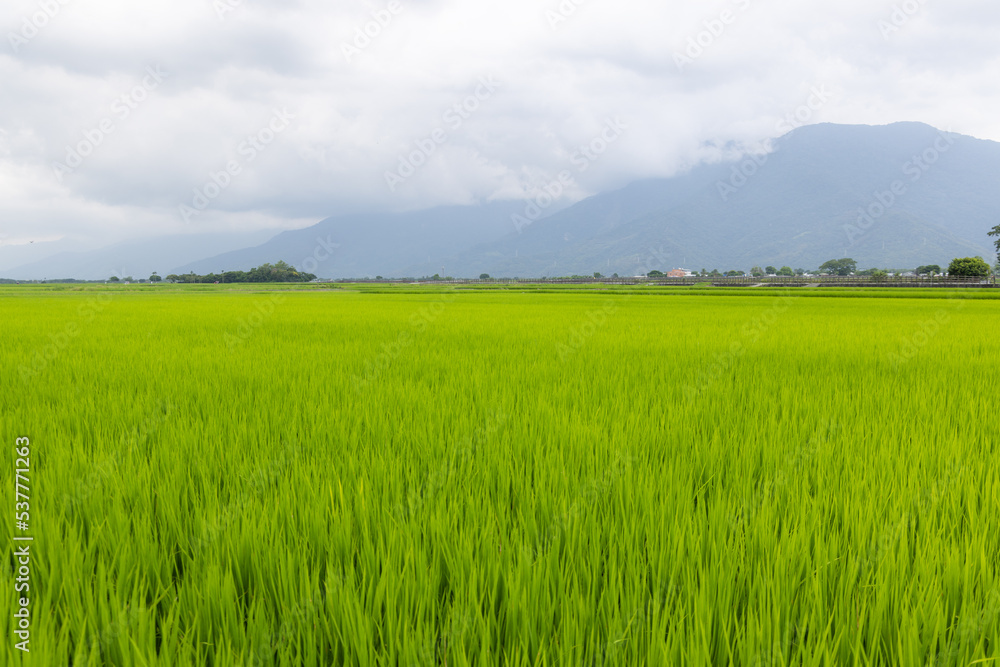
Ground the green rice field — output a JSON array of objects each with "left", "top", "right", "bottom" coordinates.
[{"left": 2, "top": 284, "right": 998, "bottom": 665}]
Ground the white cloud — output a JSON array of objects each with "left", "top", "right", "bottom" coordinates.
[{"left": 1, "top": 0, "right": 998, "bottom": 250}]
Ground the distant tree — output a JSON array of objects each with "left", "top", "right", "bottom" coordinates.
[
  {"left": 479, "top": 273, "right": 490, "bottom": 280},
  {"left": 947, "top": 256, "right": 990, "bottom": 277},
  {"left": 870, "top": 269, "right": 889, "bottom": 281},
  {"left": 777, "top": 266, "right": 795, "bottom": 277},
  {"left": 611, "top": 273, "right": 619, "bottom": 278},
  {"left": 149, "top": 273, "right": 162, "bottom": 283},
  {"left": 647, "top": 270, "right": 664, "bottom": 277},
  {"left": 915, "top": 264, "right": 942, "bottom": 276},
  {"left": 819, "top": 258, "right": 857, "bottom": 276},
  {"left": 989, "top": 224, "right": 1000, "bottom": 262},
  {"left": 794, "top": 268, "right": 806, "bottom": 276},
  {"left": 108, "top": 275, "right": 119, "bottom": 282},
  {"left": 593, "top": 272, "right": 603, "bottom": 279},
  {"left": 375, "top": 275, "right": 383, "bottom": 280},
  {"left": 765, "top": 266, "right": 777, "bottom": 275},
  {"left": 725, "top": 270, "right": 745, "bottom": 277},
  {"left": 750, "top": 266, "right": 764, "bottom": 277},
  {"left": 700, "top": 268, "right": 707, "bottom": 276},
  {"left": 123, "top": 276, "right": 134, "bottom": 282},
  {"left": 709, "top": 269, "right": 722, "bottom": 277}
]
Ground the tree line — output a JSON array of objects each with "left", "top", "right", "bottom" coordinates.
[
  {"left": 641, "top": 256, "right": 993, "bottom": 279},
  {"left": 159, "top": 262, "right": 316, "bottom": 283}
]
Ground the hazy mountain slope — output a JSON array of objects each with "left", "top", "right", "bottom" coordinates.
[
  {"left": 8, "top": 122, "right": 997, "bottom": 280},
  {"left": 418, "top": 122, "right": 999, "bottom": 277},
  {"left": 173, "top": 202, "right": 525, "bottom": 278},
  {"left": 3, "top": 231, "right": 275, "bottom": 281}
]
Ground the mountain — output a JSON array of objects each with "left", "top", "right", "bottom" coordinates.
[
  {"left": 405, "top": 122, "right": 999, "bottom": 277},
  {"left": 2, "top": 231, "right": 275, "bottom": 281},
  {"left": 8, "top": 122, "right": 998, "bottom": 280},
  {"left": 172, "top": 202, "right": 527, "bottom": 278}
]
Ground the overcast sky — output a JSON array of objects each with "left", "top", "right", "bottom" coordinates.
[{"left": 2, "top": 0, "right": 999, "bottom": 250}]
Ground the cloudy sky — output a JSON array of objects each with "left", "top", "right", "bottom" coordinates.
[{"left": 2, "top": 0, "right": 999, "bottom": 252}]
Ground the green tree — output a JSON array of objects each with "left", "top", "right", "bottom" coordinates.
[
  {"left": 765, "top": 266, "right": 777, "bottom": 275},
  {"left": 988, "top": 224, "right": 1000, "bottom": 262},
  {"left": 593, "top": 272, "right": 603, "bottom": 279},
  {"left": 479, "top": 273, "right": 490, "bottom": 280},
  {"left": 777, "top": 266, "right": 794, "bottom": 277},
  {"left": 725, "top": 270, "right": 745, "bottom": 277},
  {"left": 108, "top": 276, "right": 119, "bottom": 282},
  {"left": 915, "top": 265, "right": 941, "bottom": 276},
  {"left": 819, "top": 258, "right": 857, "bottom": 276},
  {"left": 750, "top": 266, "right": 764, "bottom": 277},
  {"left": 947, "top": 256, "right": 990, "bottom": 277},
  {"left": 647, "top": 270, "right": 664, "bottom": 277},
  {"left": 149, "top": 273, "right": 162, "bottom": 283}
]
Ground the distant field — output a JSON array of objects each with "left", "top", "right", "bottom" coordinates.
[{"left": 2, "top": 286, "right": 998, "bottom": 665}]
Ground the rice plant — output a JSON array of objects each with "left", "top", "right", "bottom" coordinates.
[{"left": 1, "top": 285, "right": 997, "bottom": 665}]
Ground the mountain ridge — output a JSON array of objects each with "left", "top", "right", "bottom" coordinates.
[{"left": 5, "top": 122, "right": 997, "bottom": 280}]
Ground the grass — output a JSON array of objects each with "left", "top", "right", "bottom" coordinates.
[{"left": 2, "top": 285, "right": 998, "bottom": 665}]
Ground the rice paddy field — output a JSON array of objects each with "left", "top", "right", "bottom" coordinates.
[{"left": 2, "top": 284, "right": 999, "bottom": 666}]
